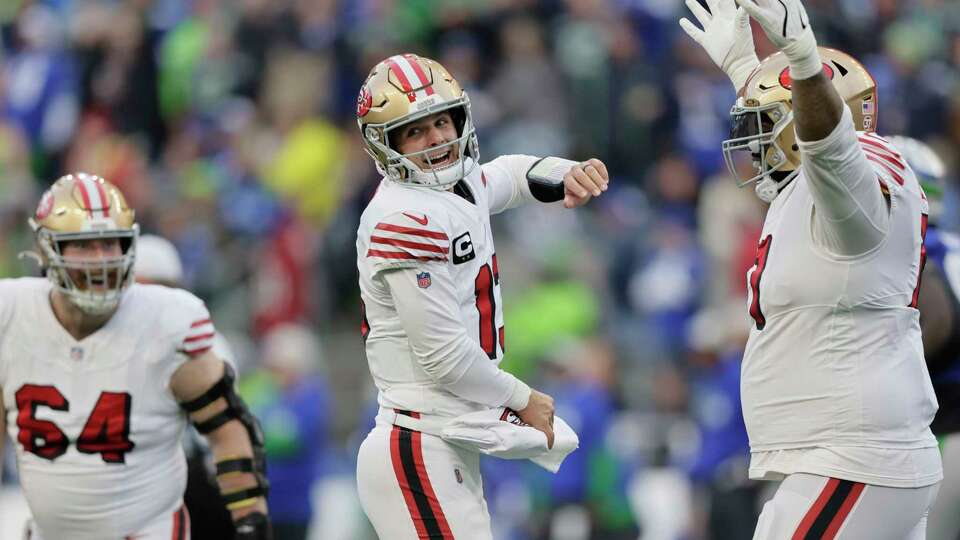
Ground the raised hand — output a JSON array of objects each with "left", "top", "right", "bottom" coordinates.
[
  {"left": 679, "top": 0, "right": 760, "bottom": 90},
  {"left": 734, "top": 0, "right": 821, "bottom": 80}
]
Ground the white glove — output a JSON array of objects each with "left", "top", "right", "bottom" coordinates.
[
  {"left": 679, "top": 0, "right": 760, "bottom": 90},
  {"left": 735, "top": 0, "right": 822, "bottom": 80}
]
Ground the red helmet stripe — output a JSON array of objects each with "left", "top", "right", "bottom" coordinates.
[
  {"left": 403, "top": 54, "right": 435, "bottom": 96},
  {"left": 74, "top": 177, "right": 95, "bottom": 217},
  {"left": 78, "top": 176, "right": 107, "bottom": 219},
  {"left": 94, "top": 180, "right": 111, "bottom": 218},
  {"left": 386, "top": 57, "right": 417, "bottom": 103}
]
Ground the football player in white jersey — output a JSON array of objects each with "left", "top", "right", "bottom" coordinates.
[
  {"left": 354, "top": 53, "right": 609, "bottom": 539},
  {"left": 0, "top": 174, "right": 272, "bottom": 540},
  {"left": 681, "top": 0, "right": 941, "bottom": 537}
]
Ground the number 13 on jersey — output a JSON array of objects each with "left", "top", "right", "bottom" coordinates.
[{"left": 475, "top": 254, "right": 505, "bottom": 359}]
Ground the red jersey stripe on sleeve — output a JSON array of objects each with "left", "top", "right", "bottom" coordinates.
[
  {"left": 866, "top": 155, "right": 904, "bottom": 186},
  {"left": 375, "top": 222, "right": 448, "bottom": 240},
  {"left": 366, "top": 249, "right": 447, "bottom": 262},
  {"left": 183, "top": 345, "right": 213, "bottom": 356},
  {"left": 858, "top": 136, "right": 903, "bottom": 159},
  {"left": 370, "top": 235, "right": 449, "bottom": 254},
  {"left": 184, "top": 332, "right": 215, "bottom": 343},
  {"left": 861, "top": 144, "right": 906, "bottom": 171},
  {"left": 190, "top": 319, "right": 212, "bottom": 328}
]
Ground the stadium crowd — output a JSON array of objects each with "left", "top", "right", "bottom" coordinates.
[{"left": 1, "top": 0, "right": 959, "bottom": 538}]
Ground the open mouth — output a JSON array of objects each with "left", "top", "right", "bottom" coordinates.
[{"left": 424, "top": 149, "right": 455, "bottom": 169}]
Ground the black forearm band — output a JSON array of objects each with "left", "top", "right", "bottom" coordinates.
[
  {"left": 217, "top": 457, "right": 256, "bottom": 476},
  {"left": 526, "top": 157, "right": 566, "bottom": 203},
  {"left": 181, "top": 377, "right": 232, "bottom": 413},
  {"left": 194, "top": 410, "right": 238, "bottom": 434}
]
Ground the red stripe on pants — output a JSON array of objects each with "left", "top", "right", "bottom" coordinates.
[
  {"left": 391, "top": 426, "right": 431, "bottom": 538},
  {"left": 171, "top": 505, "right": 186, "bottom": 540},
  {"left": 792, "top": 478, "right": 840, "bottom": 540},
  {"left": 411, "top": 429, "right": 455, "bottom": 538},
  {"left": 390, "top": 421, "right": 455, "bottom": 539},
  {"left": 822, "top": 483, "right": 866, "bottom": 539}
]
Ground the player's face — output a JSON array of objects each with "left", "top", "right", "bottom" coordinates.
[
  {"left": 393, "top": 111, "right": 460, "bottom": 170},
  {"left": 60, "top": 238, "right": 124, "bottom": 290}
]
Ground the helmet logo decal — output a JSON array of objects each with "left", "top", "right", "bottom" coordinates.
[
  {"left": 778, "top": 63, "right": 835, "bottom": 90},
  {"left": 36, "top": 190, "right": 54, "bottom": 220},
  {"left": 357, "top": 85, "right": 373, "bottom": 117},
  {"left": 386, "top": 54, "right": 435, "bottom": 103}
]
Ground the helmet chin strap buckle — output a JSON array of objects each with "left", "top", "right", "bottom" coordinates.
[{"left": 755, "top": 176, "right": 781, "bottom": 203}]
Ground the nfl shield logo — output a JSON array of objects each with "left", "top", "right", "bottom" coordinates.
[{"left": 417, "top": 272, "right": 432, "bottom": 289}]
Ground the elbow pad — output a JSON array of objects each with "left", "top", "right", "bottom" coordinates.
[
  {"left": 180, "top": 365, "right": 269, "bottom": 509},
  {"left": 526, "top": 157, "right": 577, "bottom": 202}
]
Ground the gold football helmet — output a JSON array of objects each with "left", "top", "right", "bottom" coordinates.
[
  {"left": 723, "top": 47, "right": 877, "bottom": 199},
  {"left": 27, "top": 173, "right": 138, "bottom": 314},
  {"left": 357, "top": 53, "right": 478, "bottom": 189}
]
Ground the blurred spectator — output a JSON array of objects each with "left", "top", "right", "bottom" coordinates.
[
  {"left": 240, "top": 323, "right": 331, "bottom": 540},
  {"left": 2, "top": 3, "right": 78, "bottom": 180},
  {"left": 487, "top": 14, "right": 570, "bottom": 158},
  {"left": 72, "top": 2, "right": 166, "bottom": 158}
]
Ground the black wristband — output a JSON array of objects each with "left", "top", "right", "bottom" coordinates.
[{"left": 526, "top": 157, "right": 566, "bottom": 203}]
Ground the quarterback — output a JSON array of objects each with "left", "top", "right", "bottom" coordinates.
[
  {"left": 354, "top": 53, "right": 608, "bottom": 539},
  {"left": 0, "top": 174, "right": 271, "bottom": 539},
  {"left": 682, "top": 0, "right": 941, "bottom": 537}
]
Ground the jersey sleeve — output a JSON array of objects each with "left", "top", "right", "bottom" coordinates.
[
  {"left": 364, "top": 211, "right": 451, "bottom": 275},
  {"left": 169, "top": 290, "right": 217, "bottom": 357},
  {"left": 482, "top": 154, "right": 541, "bottom": 215},
  {"left": 799, "top": 104, "right": 892, "bottom": 257},
  {"left": 382, "top": 265, "right": 531, "bottom": 410}
]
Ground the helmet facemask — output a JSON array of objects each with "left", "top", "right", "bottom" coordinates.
[
  {"left": 722, "top": 100, "right": 799, "bottom": 193},
  {"left": 35, "top": 225, "right": 139, "bottom": 316},
  {"left": 363, "top": 95, "right": 479, "bottom": 190}
]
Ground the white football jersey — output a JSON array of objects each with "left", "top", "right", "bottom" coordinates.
[
  {"left": 357, "top": 155, "right": 539, "bottom": 418},
  {"left": 0, "top": 279, "right": 216, "bottom": 539},
  {"left": 742, "top": 122, "right": 942, "bottom": 488}
]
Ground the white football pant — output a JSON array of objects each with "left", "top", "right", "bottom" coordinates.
[
  {"left": 927, "top": 434, "right": 960, "bottom": 540},
  {"left": 753, "top": 473, "right": 939, "bottom": 539},
  {"left": 357, "top": 414, "right": 493, "bottom": 540}
]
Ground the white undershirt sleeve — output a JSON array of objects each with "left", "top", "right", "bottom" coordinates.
[
  {"left": 798, "top": 104, "right": 890, "bottom": 257},
  {"left": 383, "top": 265, "right": 532, "bottom": 411},
  {"left": 484, "top": 154, "right": 541, "bottom": 214}
]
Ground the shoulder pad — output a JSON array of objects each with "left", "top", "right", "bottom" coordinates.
[{"left": 141, "top": 285, "right": 216, "bottom": 356}]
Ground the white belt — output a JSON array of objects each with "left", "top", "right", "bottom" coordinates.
[{"left": 377, "top": 408, "right": 449, "bottom": 437}]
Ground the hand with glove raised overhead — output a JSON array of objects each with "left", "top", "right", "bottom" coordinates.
[
  {"left": 679, "top": 0, "right": 760, "bottom": 90},
  {"left": 734, "top": 0, "right": 822, "bottom": 81}
]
